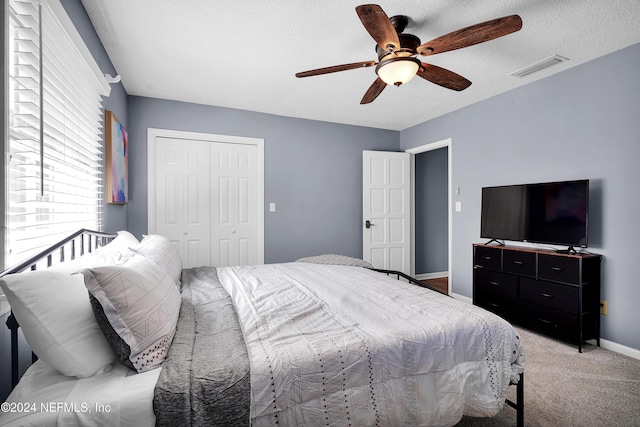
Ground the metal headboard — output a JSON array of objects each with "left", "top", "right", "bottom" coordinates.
[{"left": 1, "top": 229, "right": 116, "bottom": 389}]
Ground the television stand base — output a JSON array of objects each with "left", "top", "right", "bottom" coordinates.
[
  {"left": 556, "top": 246, "right": 578, "bottom": 255},
  {"left": 484, "top": 239, "right": 505, "bottom": 246}
]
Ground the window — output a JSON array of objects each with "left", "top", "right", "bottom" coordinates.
[{"left": 4, "top": 0, "right": 110, "bottom": 268}]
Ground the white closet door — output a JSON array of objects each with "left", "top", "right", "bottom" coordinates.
[
  {"left": 210, "top": 142, "right": 260, "bottom": 267},
  {"left": 155, "top": 137, "right": 211, "bottom": 268},
  {"left": 150, "top": 129, "right": 264, "bottom": 269}
]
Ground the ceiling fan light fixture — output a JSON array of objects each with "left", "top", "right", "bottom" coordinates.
[{"left": 375, "top": 57, "right": 421, "bottom": 86}]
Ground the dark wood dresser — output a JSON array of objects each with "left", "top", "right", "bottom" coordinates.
[{"left": 473, "top": 244, "right": 602, "bottom": 352}]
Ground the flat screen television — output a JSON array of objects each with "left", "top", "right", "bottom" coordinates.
[{"left": 481, "top": 179, "right": 589, "bottom": 250}]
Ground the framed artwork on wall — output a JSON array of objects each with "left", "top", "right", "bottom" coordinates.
[{"left": 105, "top": 110, "right": 128, "bottom": 204}]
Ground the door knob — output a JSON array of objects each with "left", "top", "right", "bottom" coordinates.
[{"left": 365, "top": 220, "right": 375, "bottom": 229}]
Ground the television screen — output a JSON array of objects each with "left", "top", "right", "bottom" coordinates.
[
  {"left": 481, "top": 185, "right": 526, "bottom": 241},
  {"left": 481, "top": 180, "right": 589, "bottom": 248}
]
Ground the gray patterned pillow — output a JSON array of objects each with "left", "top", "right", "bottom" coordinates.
[
  {"left": 88, "top": 294, "right": 135, "bottom": 371},
  {"left": 82, "top": 253, "right": 181, "bottom": 372}
]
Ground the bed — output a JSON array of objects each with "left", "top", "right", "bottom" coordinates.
[{"left": 0, "top": 230, "right": 525, "bottom": 426}]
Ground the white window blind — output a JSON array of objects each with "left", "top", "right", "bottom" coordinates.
[{"left": 6, "top": 0, "right": 111, "bottom": 267}]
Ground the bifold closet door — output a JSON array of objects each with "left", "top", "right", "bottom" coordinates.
[
  {"left": 153, "top": 136, "right": 261, "bottom": 268},
  {"left": 210, "top": 142, "right": 260, "bottom": 267},
  {"left": 155, "top": 137, "right": 211, "bottom": 268}
]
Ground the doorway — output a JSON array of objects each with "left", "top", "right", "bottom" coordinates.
[{"left": 407, "top": 138, "right": 452, "bottom": 294}]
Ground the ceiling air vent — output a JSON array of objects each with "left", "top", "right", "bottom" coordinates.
[{"left": 510, "top": 55, "right": 569, "bottom": 77}]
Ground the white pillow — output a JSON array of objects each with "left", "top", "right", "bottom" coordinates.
[
  {"left": 0, "top": 270, "right": 116, "bottom": 378},
  {"left": 48, "top": 252, "right": 101, "bottom": 274},
  {"left": 109, "top": 230, "right": 140, "bottom": 249},
  {"left": 134, "top": 234, "right": 182, "bottom": 285},
  {"left": 296, "top": 254, "right": 374, "bottom": 269},
  {"left": 93, "top": 230, "right": 140, "bottom": 265},
  {"left": 82, "top": 254, "right": 181, "bottom": 373}
]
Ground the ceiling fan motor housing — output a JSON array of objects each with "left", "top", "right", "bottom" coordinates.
[
  {"left": 376, "top": 15, "right": 421, "bottom": 60},
  {"left": 376, "top": 33, "right": 421, "bottom": 59}
]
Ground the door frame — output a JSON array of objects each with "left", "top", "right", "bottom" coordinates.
[
  {"left": 147, "top": 128, "right": 265, "bottom": 264},
  {"left": 406, "top": 138, "right": 452, "bottom": 289}
]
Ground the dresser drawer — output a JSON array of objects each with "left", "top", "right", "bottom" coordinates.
[
  {"left": 520, "top": 278, "right": 579, "bottom": 314},
  {"left": 538, "top": 254, "right": 580, "bottom": 284},
  {"left": 503, "top": 250, "right": 536, "bottom": 277},
  {"left": 475, "top": 294, "right": 517, "bottom": 321},
  {"left": 519, "top": 302, "right": 578, "bottom": 344},
  {"left": 473, "top": 246, "right": 502, "bottom": 270},
  {"left": 474, "top": 269, "right": 517, "bottom": 300}
]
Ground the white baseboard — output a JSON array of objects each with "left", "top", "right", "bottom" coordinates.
[
  {"left": 450, "top": 292, "right": 472, "bottom": 304},
  {"left": 593, "top": 338, "right": 640, "bottom": 361},
  {"left": 450, "top": 293, "right": 640, "bottom": 361}
]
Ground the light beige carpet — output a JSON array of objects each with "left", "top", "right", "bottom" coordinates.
[{"left": 456, "top": 327, "right": 640, "bottom": 427}]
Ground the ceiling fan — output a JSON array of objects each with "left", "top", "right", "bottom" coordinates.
[{"left": 295, "top": 4, "right": 522, "bottom": 104}]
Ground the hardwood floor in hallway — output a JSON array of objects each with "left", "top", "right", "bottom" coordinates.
[{"left": 420, "top": 276, "right": 448, "bottom": 295}]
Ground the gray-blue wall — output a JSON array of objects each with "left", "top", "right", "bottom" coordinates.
[
  {"left": 62, "top": 0, "right": 640, "bottom": 351},
  {"left": 401, "top": 42, "right": 640, "bottom": 351},
  {"left": 127, "top": 97, "right": 399, "bottom": 263},
  {"left": 415, "top": 148, "right": 448, "bottom": 274}
]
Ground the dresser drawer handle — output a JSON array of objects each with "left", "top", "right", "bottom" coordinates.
[
  {"left": 541, "top": 293, "right": 554, "bottom": 298},
  {"left": 512, "top": 260, "right": 524, "bottom": 265},
  {"left": 550, "top": 266, "right": 564, "bottom": 272},
  {"left": 488, "top": 303, "right": 500, "bottom": 307},
  {"left": 482, "top": 256, "right": 493, "bottom": 260},
  {"left": 489, "top": 281, "right": 500, "bottom": 286},
  {"left": 537, "top": 318, "right": 553, "bottom": 325}
]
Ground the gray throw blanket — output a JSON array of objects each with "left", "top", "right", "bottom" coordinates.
[{"left": 153, "top": 267, "right": 251, "bottom": 426}]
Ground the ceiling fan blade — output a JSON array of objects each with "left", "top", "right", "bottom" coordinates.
[
  {"left": 296, "top": 60, "right": 377, "bottom": 78},
  {"left": 356, "top": 4, "right": 400, "bottom": 52},
  {"left": 417, "top": 63, "right": 472, "bottom": 91},
  {"left": 360, "top": 77, "right": 386, "bottom": 104},
  {"left": 418, "top": 15, "right": 522, "bottom": 56}
]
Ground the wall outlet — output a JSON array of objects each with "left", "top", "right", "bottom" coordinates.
[{"left": 600, "top": 300, "right": 608, "bottom": 316}]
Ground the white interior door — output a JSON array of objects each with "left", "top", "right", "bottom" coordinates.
[
  {"left": 153, "top": 137, "right": 211, "bottom": 268},
  {"left": 210, "top": 142, "right": 260, "bottom": 267},
  {"left": 363, "top": 150, "right": 411, "bottom": 274}
]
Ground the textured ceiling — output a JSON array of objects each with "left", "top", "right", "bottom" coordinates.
[{"left": 81, "top": 0, "right": 640, "bottom": 131}]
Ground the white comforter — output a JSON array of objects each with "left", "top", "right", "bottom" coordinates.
[{"left": 218, "top": 262, "right": 525, "bottom": 427}]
